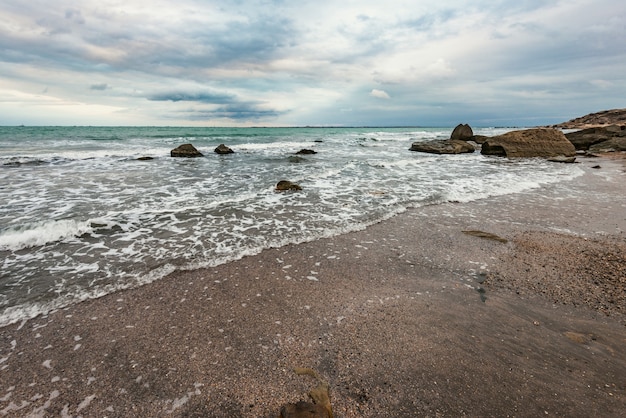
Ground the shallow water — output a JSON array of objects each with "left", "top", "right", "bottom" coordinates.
[{"left": 0, "top": 126, "right": 583, "bottom": 326}]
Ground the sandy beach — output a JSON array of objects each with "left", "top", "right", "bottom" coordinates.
[{"left": 1, "top": 154, "right": 625, "bottom": 417}]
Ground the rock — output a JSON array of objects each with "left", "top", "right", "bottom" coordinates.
[
  {"left": 276, "top": 180, "right": 302, "bottom": 191},
  {"left": 288, "top": 156, "right": 307, "bottom": 163},
  {"left": 481, "top": 128, "right": 575, "bottom": 158},
  {"left": 564, "top": 331, "right": 595, "bottom": 344},
  {"left": 589, "top": 137, "right": 626, "bottom": 153},
  {"left": 281, "top": 367, "right": 333, "bottom": 418},
  {"left": 450, "top": 124, "right": 474, "bottom": 141},
  {"left": 409, "top": 139, "right": 476, "bottom": 154},
  {"left": 280, "top": 401, "right": 329, "bottom": 418},
  {"left": 171, "top": 144, "right": 203, "bottom": 158},
  {"left": 214, "top": 144, "right": 234, "bottom": 154},
  {"left": 137, "top": 156, "right": 154, "bottom": 161},
  {"left": 551, "top": 108, "right": 626, "bottom": 129},
  {"left": 296, "top": 149, "right": 317, "bottom": 155},
  {"left": 547, "top": 156, "right": 577, "bottom": 163},
  {"left": 565, "top": 125, "right": 626, "bottom": 151},
  {"left": 462, "top": 230, "right": 508, "bottom": 243},
  {"left": 471, "top": 135, "right": 490, "bottom": 144}
]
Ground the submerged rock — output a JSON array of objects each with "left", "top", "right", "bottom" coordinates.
[
  {"left": 276, "top": 180, "right": 302, "bottom": 191},
  {"left": 481, "top": 128, "right": 575, "bottom": 158},
  {"left": 214, "top": 144, "right": 234, "bottom": 154},
  {"left": 296, "top": 149, "right": 317, "bottom": 155},
  {"left": 171, "top": 144, "right": 203, "bottom": 157},
  {"left": 462, "top": 230, "right": 508, "bottom": 243},
  {"left": 409, "top": 139, "right": 476, "bottom": 154}
]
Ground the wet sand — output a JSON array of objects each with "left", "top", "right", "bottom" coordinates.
[{"left": 1, "top": 154, "right": 625, "bottom": 417}]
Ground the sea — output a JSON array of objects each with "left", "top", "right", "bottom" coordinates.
[{"left": 0, "top": 126, "right": 583, "bottom": 327}]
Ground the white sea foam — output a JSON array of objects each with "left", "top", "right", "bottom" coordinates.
[
  {"left": 236, "top": 141, "right": 317, "bottom": 151},
  {"left": 0, "top": 220, "right": 93, "bottom": 251},
  {"left": 0, "top": 263, "right": 178, "bottom": 328}
]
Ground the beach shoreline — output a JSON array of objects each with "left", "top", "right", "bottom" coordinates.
[{"left": 1, "top": 153, "right": 625, "bottom": 417}]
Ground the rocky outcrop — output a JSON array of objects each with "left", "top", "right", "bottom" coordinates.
[
  {"left": 275, "top": 180, "right": 302, "bottom": 191},
  {"left": 409, "top": 139, "right": 476, "bottom": 154},
  {"left": 481, "top": 129, "right": 575, "bottom": 158},
  {"left": 214, "top": 144, "right": 234, "bottom": 154},
  {"left": 171, "top": 144, "right": 203, "bottom": 157},
  {"left": 551, "top": 108, "right": 626, "bottom": 129},
  {"left": 450, "top": 124, "right": 474, "bottom": 141},
  {"left": 565, "top": 125, "right": 626, "bottom": 151},
  {"left": 590, "top": 137, "right": 626, "bottom": 152}
]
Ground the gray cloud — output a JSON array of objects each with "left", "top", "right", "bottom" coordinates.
[
  {"left": 146, "top": 88, "right": 286, "bottom": 121},
  {"left": 90, "top": 83, "right": 109, "bottom": 91},
  {"left": 171, "top": 104, "right": 286, "bottom": 121},
  {"left": 147, "top": 91, "right": 236, "bottom": 104},
  {"left": 0, "top": 0, "right": 624, "bottom": 126}
]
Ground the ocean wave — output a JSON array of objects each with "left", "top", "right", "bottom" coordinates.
[
  {"left": 0, "top": 263, "right": 178, "bottom": 328},
  {"left": 235, "top": 141, "right": 320, "bottom": 151},
  {"left": 0, "top": 126, "right": 588, "bottom": 328},
  {"left": 1, "top": 156, "right": 65, "bottom": 167},
  {"left": 0, "top": 219, "right": 93, "bottom": 251}
]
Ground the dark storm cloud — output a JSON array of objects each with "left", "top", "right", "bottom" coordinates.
[
  {"left": 147, "top": 91, "right": 236, "bottom": 104},
  {"left": 183, "top": 104, "right": 285, "bottom": 121}
]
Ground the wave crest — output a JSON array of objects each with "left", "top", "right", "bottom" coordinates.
[{"left": 0, "top": 219, "right": 93, "bottom": 251}]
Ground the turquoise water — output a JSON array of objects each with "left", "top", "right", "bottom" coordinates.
[{"left": 0, "top": 126, "right": 582, "bottom": 326}]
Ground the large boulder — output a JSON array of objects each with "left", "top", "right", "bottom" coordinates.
[
  {"left": 171, "top": 143, "right": 203, "bottom": 157},
  {"left": 565, "top": 125, "right": 626, "bottom": 151},
  {"left": 481, "top": 129, "right": 575, "bottom": 158},
  {"left": 450, "top": 123, "right": 474, "bottom": 141},
  {"left": 409, "top": 139, "right": 476, "bottom": 154}
]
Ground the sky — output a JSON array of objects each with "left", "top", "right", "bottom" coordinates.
[{"left": 0, "top": 0, "right": 624, "bottom": 127}]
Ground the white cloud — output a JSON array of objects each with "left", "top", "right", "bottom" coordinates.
[
  {"left": 370, "top": 89, "right": 391, "bottom": 99},
  {"left": 0, "top": 0, "right": 624, "bottom": 126},
  {"left": 589, "top": 79, "right": 613, "bottom": 89}
]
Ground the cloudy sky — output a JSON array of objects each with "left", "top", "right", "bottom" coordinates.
[{"left": 1, "top": 0, "right": 624, "bottom": 126}]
